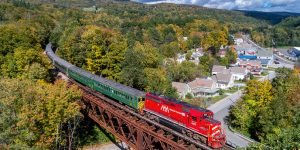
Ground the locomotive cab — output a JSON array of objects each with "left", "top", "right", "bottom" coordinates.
[
  {"left": 205, "top": 118, "right": 226, "bottom": 148},
  {"left": 187, "top": 110, "right": 226, "bottom": 149}
]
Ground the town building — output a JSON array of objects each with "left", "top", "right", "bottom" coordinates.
[
  {"left": 176, "top": 54, "right": 186, "bottom": 63},
  {"left": 237, "top": 59, "right": 262, "bottom": 75},
  {"left": 276, "top": 49, "right": 298, "bottom": 61},
  {"left": 190, "top": 50, "right": 204, "bottom": 64},
  {"left": 183, "top": 37, "right": 188, "bottom": 41},
  {"left": 234, "top": 38, "right": 244, "bottom": 45},
  {"left": 235, "top": 43, "right": 257, "bottom": 60},
  {"left": 172, "top": 82, "right": 191, "bottom": 99},
  {"left": 229, "top": 67, "right": 247, "bottom": 80},
  {"left": 212, "top": 73, "right": 234, "bottom": 89},
  {"left": 187, "top": 78, "right": 219, "bottom": 97},
  {"left": 217, "top": 48, "right": 227, "bottom": 58},
  {"left": 212, "top": 65, "right": 227, "bottom": 75},
  {"left": 287, "top": 47, "right": 300, "bottom": 61},
  {"left": 212, "top": 65, "right": 247, "bottom": 80},
  {"left": 257, "top": 50, "right": 274, "bottom": 68}
]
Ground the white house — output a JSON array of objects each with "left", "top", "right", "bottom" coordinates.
[
  {"left": 212, "top": 73, "right": 234, "bottom": 89},
  {"left": 257, "top": 50, "right": 274, "bottom": 68},
  {"left": 183, "top": 37, "right": 188, "bottom": 41},
  {"left": 235, "top": 38, "right": 244, "bottom": 45},
  {"left": 229, "top": 67, "right": 247, "bottom": 80},
  {"left": 176, "top": 54, "right": 186, "bottom": 64},
  {"left": 187, "top": 78, "right": 219, "bottom": 97},
  {"left": 172, "top": 82, "right": 191, "bottom": 99},
  {"left": 212, "top": 65, "right": 228, "bottom": 75}
]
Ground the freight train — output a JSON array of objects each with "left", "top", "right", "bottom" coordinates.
[{"left": 45, "top": 43, "right": 226, "bottom": 148}]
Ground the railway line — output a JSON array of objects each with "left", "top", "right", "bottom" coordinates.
[
  {"left": 47, "top": 43, "right": 235, "bottom": 150},
  {"left": 71, "top": 78, "right": 235, "bottom": 150}
]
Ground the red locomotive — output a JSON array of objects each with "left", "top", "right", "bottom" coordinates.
[{"left": 143, "top": 93, "right": 226, "bottom": 148}]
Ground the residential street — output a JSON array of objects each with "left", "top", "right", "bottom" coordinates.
[
  {"left": 207, "top": 90, "right": 251, "bottom": 148},
  {"left": 207, "top": 70, "right": 276, "bottom": 148},
  {"left": 274, "top": 54, "right": 295, "bottom": 65}
]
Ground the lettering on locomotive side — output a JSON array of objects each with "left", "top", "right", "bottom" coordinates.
[
  {"left": 160, "top": 105, "right": 170, "bottom": 113},
  {"left": 160, "top": 105, "right": 186, "bottom": 116},
  {"left": 169, "top": 109, "right": 186, "bottom": 116}
]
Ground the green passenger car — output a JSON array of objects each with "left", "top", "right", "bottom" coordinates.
[
  {"left": 92, "top": 81, "right": 139, "bottom": 109},
  {"left": 67, "top": 66, "right": 143, "bottom": 110},
  {"left": 46, "top": 43, "right": 145, "bottom": 112}
]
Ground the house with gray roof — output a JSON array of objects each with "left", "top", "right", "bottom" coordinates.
[
  {"left": 229, "top": 67, "right": 247, "bottom": 80},
  {"left": 172, "top": 82, "right": 191, "bottom": 99},
  {"left": 212, "top": 65, "right": 228, "bottom": 75},
  {"left": 257, "top": 50, "right": 273, "bottom": 68},
  {"left": 187, "top": 78, "right": 219, "bottom": 97},
  {"left": 212, "top": 73, "right": 234, "bottom": 89}
]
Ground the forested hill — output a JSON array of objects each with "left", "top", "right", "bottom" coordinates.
[
  {"left": 239, "top": 10, "right": 300, "bottom": 24},
  {"left": 6, "top": 0, "right": 300, "bottom": 27}
]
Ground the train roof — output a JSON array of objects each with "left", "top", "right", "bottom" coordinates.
[
  {"left": 94, "top": 75, "right": 145, "bottom": 97},
  {"left": 46, "top": 43, "right": 145, "bottom": 98},
  {"left": 70, "top": 66, "right": 145, "bottom": 97},
  {"left": 46, "top": 44, "right": 74, "bottom": 69},
  {"left": 147, "top": 93, "right": 211, "bottom": 113}
]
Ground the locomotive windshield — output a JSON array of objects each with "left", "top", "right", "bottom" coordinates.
[{"left": 203, "top": 114, "right": 212, "bottom": 119}]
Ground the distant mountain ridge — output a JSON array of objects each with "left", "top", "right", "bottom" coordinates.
[
  {"left": 6, "top": 0, "right": 300, "bottom": 26},
  {"left": 237, "top": 10, "right": 300, "bottom": 24},
  {"left": 129, "top": 0, "right": 300, "bottom": 24},
  {"left": 131, "top": 0, "right": 300, "bottom": 25}
]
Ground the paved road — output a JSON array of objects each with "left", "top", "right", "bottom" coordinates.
[
  {"left": 274, "top": 54, "right": 295, "bottom": 65},
  {"left": 242, "top": 35, "right": 265, "bottom": 51},
  {"left": 207, "top": 70, "right": 276, "bottom": 148},
  {"left": 207, "top": 90, "right": 250, "bottom": 148}
]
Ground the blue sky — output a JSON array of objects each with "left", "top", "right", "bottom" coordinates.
[{"left": 132, "top": 0, "right": 300, "bottom": 13}]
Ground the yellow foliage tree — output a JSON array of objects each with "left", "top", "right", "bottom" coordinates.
[
  {"left": 0, "top": 79, "right": 81, "bottom": 149},
  {"left": 244, "top": 80, "right": 273, "bottom": 109}
]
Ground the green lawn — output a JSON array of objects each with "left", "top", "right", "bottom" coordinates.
[
  {"left": 234, "top": 80, "right": 246, "bottom": 83},
  {"left": 264, "top": 68, "right": 276, "bottom": 71},
  {"left": 253, "top": 76, "right": 261, "bottom": 80},
  {"left": 183, "top": 94, "right": 227, "bottom": 108},
  {"left": 261, "top": 71, "right": 268, "bottom": 76},
  {"left": 206, "top": 95, "right": 227, "bottom": 103},
  {"left": 223, "top": 87, "right": 239, "bottom": 93}
]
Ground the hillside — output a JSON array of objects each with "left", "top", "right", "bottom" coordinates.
[
  {"left": 276, "top": 16, "right": 300, "bottom": 28},
  {"left": 239, "top": 10, "right": 300, "bottom": 24}
]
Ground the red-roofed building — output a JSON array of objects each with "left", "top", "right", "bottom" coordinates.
[{"left": 237, "top": 59, "right": 262, "bottom": 75}]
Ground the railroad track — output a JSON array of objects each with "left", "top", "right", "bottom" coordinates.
[{"left": 69, "top": 78, "right": 235, "bottom": 150}]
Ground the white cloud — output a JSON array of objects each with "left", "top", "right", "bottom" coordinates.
[{"left": 133, "top": 0, "right": 300, "bottom": 13}]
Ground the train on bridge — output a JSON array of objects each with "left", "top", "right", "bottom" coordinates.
[{"left": 45, "top": 43, "right": 226, "bottom": 149}]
